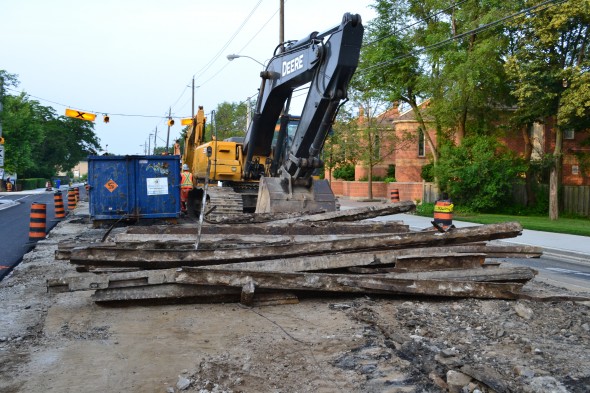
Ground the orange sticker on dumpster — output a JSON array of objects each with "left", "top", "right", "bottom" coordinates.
[{"left": 104, "top": 179, "right": 118, "bottom": 192}]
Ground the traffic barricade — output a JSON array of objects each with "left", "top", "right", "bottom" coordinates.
[{"left": 29, "top": 203, "right": 47, "bottom": 242}]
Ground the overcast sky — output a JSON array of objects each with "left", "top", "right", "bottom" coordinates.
[{"left": 1, "top": 0, "right": 375, "bottom": 155}]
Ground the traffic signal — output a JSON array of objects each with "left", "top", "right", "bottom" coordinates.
[
  {"left": 103, "top": 115, "right": 110, "bottom": 123},
  {"left": 181, "top": 118, "right": 193, "bottom": 126},
  {"left": 167, "top": 118, "right": 175, "bottom": 126},
  {"left": 65, "top": 108, "right": 96, "bottom": 122},
  {"left": 0, "top": 137, "right": 4, "bottom": 144}
]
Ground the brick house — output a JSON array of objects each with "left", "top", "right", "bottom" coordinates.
[
  {"left": 356, "top": 103, "right": 590, "bottom": 186},
  {"left": 355, "top": 102, "right": 435, "bottom": 183}
]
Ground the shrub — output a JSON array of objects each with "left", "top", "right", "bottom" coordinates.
[
  {"left": 387, "top": 164, "right": 396, "bottom": 178},
  {"left": 333, "top": 164, "right": 355, "bottom": 181},
  {"left": 421, "top": 162, "right": 434, "bottom": 182},
  {"left": 384, "top": 177, "right": 396, "bottom": 183},
  {"left": 434, "top": 136, "right": 526, "bottom": 212},
  {"left": 20, "top": 178, "right": 39, "bottom": 190}
]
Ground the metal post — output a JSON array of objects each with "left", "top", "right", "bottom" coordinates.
[
  {"left": 212, "top": 110, "right": 218, "bottom": 180},
  {"left": 148, "top": 133, "right": 153, "bottom": 155},
  {"left": 195, "top": 146, "right": 213, "bottom": 250},
  {"left": 153, "top": 127, "right": 158, "bottom": 154}
]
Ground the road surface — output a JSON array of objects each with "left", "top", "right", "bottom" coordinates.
[{"left": 0, "top": 189, "right": 62, "bottom": 280}]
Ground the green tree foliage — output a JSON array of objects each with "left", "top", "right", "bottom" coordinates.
[
  {"left": 2, "top": 93, "right": 44, "bottom": 175},
  {"left": 434, "top": 136, "right": 526, "bottom": 212},
  {"left": 332, "top": 164, "right": 356, "bottom": 181},
  {"left": 208, "top": 101, "right": 248, "bottom": 141},
  {"left": 504, "top": 0, "right": 590, "bottom": 219},
  {"left": 359, "top": 0, "right": 440, "bottom": 160},
  {"left": 1, "top": 70, "right": 101, "bottom": 178}
]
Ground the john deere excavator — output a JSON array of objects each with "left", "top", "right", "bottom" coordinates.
[{"left": 183, "top": 12, "right": 363, "bottom": 217}]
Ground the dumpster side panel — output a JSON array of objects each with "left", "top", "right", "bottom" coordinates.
[
  {"left": 135, "top": 157, "right": 181, "bottom": 218},
  {"left": 88, "top": 156, "right": 133, "bottom": 220}
]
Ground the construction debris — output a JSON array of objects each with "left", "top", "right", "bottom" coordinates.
[{"left": 48, "top": 203, "right": 543, "bottom": 304}]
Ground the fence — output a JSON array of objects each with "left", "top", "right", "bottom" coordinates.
[
  {"left": 563, "top": 185, "right": 590, "bottom": 217},
  {"left": 512, "top": 183, "right": 590, "bottom": 217},
  {"left": 330, "top": 180, "right": 439, "bottom": 204}
]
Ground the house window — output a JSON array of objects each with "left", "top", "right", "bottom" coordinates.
[
  {"left": 572, "top": 165, "right": 579, "bottom": 175},
  {"left": 418, "top": 127, "right": 425, "bottom": 157},
  {"left": 564, "top": 129, "right": 575, "bottom": 139}
]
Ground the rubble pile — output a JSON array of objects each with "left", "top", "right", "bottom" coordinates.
[{"left": 49, "top": 202, "right": 545, "bottom": 305}]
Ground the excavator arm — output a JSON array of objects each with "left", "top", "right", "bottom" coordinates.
[{"left": 243, "top": 13, "right": 364, "bottom": 183}]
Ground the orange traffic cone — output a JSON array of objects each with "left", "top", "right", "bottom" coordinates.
[{"left": 29, "top": 203, "right": 47, "bottom": 242}]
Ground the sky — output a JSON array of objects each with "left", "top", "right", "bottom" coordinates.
[{"left": 1, "top": 0, "right": 375, "bottom": 155}]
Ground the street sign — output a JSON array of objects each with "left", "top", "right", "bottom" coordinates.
[
  {"left": 181, "top": 118, "right": 193, "bottom": 126},
  {"left": 65, "top": 108, "right": 96, "bottom": 122},
  {"left": 0, "top": 145, "right": 4, "bottom": 167}
]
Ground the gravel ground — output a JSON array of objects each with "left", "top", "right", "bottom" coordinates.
[{"left": 1, "top": 207, "right": 589, "bottom": 393}]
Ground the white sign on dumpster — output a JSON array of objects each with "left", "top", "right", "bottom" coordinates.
[
  {"left": 146, "top": 177, "right": 168, "bottom": 195},
  {"left": 0, "top": 145, "right": 4, "bottom": 167}
]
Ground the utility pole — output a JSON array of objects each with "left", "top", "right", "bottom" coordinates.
[
  {"left": 165, "top": 107, "right": 171, "bottom": 154},
  {"left": 0, "top": 76, "right": 5, "bottom": 180},
  {"left": 246, "top": 97, "right": 251, "bottom": 131},
  {"left": 148, "top": 133, "right": 153, "bottom": 155},
  {"left": 0, "top": 76, "right": 4, "bottom": 139},
  {"left": 279, "top": 0, "right": 285, "bottom": 53},
  {"left": 191, "top": 77, "right": 195, "bottom": 118},
  {"left": 153, "top": 127, "right": 158, "bottom": 154}
]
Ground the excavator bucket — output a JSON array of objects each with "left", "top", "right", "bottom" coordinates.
[{"left": 255, "top": 177, "right": 337, "bottom": 214}]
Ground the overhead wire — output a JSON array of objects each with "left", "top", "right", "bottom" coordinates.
[
  {"left": 7, "top": 1, "right": 565, "bottom": 127},
  {"left": 363, "top": 0, "right": 470, "bottom": 48},
  {"left": 359, "top": 0, "right": 569, "bottom": 74}
]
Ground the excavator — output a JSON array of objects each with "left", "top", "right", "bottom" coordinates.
[{"left": 183, "top": 12, "right": 363, "bottom": 217}]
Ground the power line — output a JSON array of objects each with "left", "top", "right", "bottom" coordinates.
[
  {"left": 363, "top": 0, "right": 470, "bottom": 48},
  {"left": 359, "top": 0, "right": 568, "bottom": 74},
  {"left": 4, "top": 87, "right": 169, "bottom": 118},
  {"left": 192, "top": 0, "right": 264, "bottom": 84}
]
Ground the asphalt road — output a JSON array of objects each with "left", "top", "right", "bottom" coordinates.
[
  {"left": 503, "top": 256, "right": 590, "bottom": 294},
  {"left": 0, "top": 189, "right": 62, "bottom": 280}
]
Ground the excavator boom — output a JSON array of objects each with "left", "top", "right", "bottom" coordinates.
[{"left": 244, "top": 13, "right": 364, "bottom": 213}]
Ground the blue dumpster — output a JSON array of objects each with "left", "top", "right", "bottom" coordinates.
[{"left": 88, "top": 155, "right": 181, "bottom": 221}]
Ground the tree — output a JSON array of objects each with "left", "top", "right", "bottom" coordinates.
[
  {"left": 360, "top": 0, "right": 440, "bottom": 162},
  {"left": 32, "top": 115, "right": 100, "bottom": 178},
  {"left": 208, "top": 101, "right": 248, "bottom": 141},
  {"left": 505, "top": 0, "right": 590, "bottom": 220},
  {"left": 1, "top": 70, "right": 101, "bottom": 178},
  {"left": 1, "top": 93, "right": 44, "bottom": 175},
  {"left": 324, "top": 108, "right": 363, "bottom": 183},
  {"left": 423, "top": 0, "right": 514, "bottom": 142},
  {"left": 346, "top": 87, "right": 413, "bottom": 200}
]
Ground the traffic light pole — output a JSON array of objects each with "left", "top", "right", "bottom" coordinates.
[{"left": 165, "top": 107, "right": 171, "bottom": 153}]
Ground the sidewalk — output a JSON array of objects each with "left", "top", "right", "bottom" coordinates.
[
  {"left": 339, "top": 197, "right": 590, "bottom": 264},
  {"left": 0, "top": 185, "right": 73, "bottom": 210}
]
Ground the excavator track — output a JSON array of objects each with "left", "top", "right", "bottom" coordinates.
[{"left": 206, "top": 187, "right": 244, "bottom": 221}]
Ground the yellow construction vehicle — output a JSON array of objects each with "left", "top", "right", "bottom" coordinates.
[{"left": 183, "top": 13, "right": 363, "bottom": 217}]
